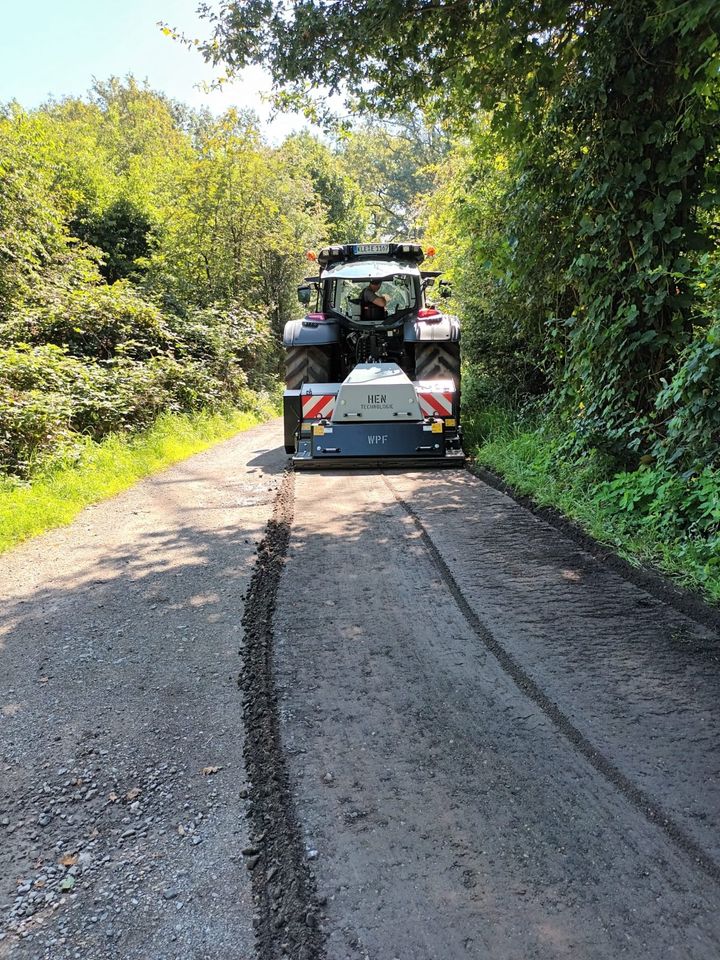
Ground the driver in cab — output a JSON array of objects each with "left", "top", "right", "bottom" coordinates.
[{"left": 361, "top": 279, "right": 390, "bottom": 322}]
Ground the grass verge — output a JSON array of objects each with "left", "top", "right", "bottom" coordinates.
[
  {"left": 0, "top": 402, "right": 277, "bottom": 554},
  {"left": 465, "top": 407, "right": 720, "bottom": 606}
]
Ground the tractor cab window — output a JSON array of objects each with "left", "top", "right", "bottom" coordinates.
[{"left": 330, "top": 275, "right": 417, "bottom": 322}]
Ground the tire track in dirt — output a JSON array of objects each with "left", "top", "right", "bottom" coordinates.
[
  {"left": 239, "top": 467, "right": 326, "bottom": 960},
  {"left": 382, "top": 472, "right": 720, "bottom": 886}
]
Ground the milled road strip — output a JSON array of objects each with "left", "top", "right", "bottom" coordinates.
[
  {"left": 239, "top": 468, "right": 326, "bottom": 960},
  {"left": 382, "top": 472, "right": 720, "bottom": 884},
  {"left": 468, "top": 463, "right": 720, "bottom": 633},
  {"left": 385, "top": 467, "right": 720, "bottom": 860},
  {"left": 275, "top": 468, "right": 720, "bottom": 958}
]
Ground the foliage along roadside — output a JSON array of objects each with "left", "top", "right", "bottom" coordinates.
[
  {"left": 1, "top": 79, "right": 442, "bottom": 480},
  {"left": 0, "top": 80, "right": 326, "bottom": 480},
  {"left": 0, "top": 399, "right": 278, "bottom": 554},
  {"left": 201, "top": 0, "right": 719, "bottom": 599},
  {"left": 465, "top": 404, "right": 720, "bottom": 607}
]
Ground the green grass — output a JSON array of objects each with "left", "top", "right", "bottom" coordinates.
[
  {"left": 0, "top": 402, "right": 277, "bottom": 554},
  {"left": 466, "top": 407, "right": 720, "bottom": 605}
]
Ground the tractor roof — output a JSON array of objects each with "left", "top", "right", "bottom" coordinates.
[
  {"left": 321, "top": 259, "right": 421, "bottom": 281},
  {"left": 317, "top": 242, "right": 424, "bottom": 269}
]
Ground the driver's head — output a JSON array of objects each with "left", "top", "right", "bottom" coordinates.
[{"left": 368, "top": 279, "right": 381, "bottom": 290}]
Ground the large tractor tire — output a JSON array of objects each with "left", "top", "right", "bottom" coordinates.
[
  {"left": 414, "top": 342, "right": 461, "bottom": 385},
  {"left": 285, "top": 345, "right": 332, "bottom": 390}
]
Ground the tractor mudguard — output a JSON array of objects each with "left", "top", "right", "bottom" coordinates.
[
  {"left": 403, "top": 315, "right": 460, "bottom": 342},
  {"left": 283, "top": 317, "right": 340, "bottom": 346}
]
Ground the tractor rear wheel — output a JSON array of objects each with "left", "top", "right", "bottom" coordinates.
[
  {"left": 414, "top": 342, "right": 461, "bottom": 385},
  {"left": 285, "top": 346, "right": 332, "bottom": 389}
]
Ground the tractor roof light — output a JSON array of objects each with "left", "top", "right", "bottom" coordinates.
[
  {"left": 391, "top": 242, "right": 424, "bottom": 263},
  {"left": 425, "top": 246, "right": 437, "bottom": 258},
  {"left": 318, "top": 244, "right": 346, "bottom": 266},
  {"left": 306, "top": 250, "right": 317, "bottom": 261},
  {"left": 317, "top": 241, "right": 427, "bottom": 267}
]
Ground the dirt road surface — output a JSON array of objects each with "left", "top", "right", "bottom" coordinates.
[
  {"left": 0, "top": 424, "right": 282, "bottom": 959},
  {"left": 2, "top": 420, "right": 720, "bottom": 959}
]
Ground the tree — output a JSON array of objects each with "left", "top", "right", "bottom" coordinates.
[
  {"left": 279, "top": 131, "right": 368, "bottom": 242},
  {"left": 149, "top": 109, "right": 324, "bottom": 323},
  {"left": 424, "top": 124, "right": 558, "bottom": 404},
  {"left": 70, "top": 197, "right": 153, "bottom": 283},
  {"left": 198, "top": 0, "right": 720, "bottom": 459},
  {"left": 0, "top": 104, "right": 89, "bottom": 319},
  {"left": 339, "top": 117, "right": 447, "bottom": 239},
  {"left": 0, "top": 78, "right": 336, "bottom": 475}
]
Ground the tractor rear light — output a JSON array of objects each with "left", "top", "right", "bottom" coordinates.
[
  {"left": 418, "top": 307, "right": 441, "bottom": 322},
  {"left": 306, "top": 312, "right": 328, "bottom": 321}
]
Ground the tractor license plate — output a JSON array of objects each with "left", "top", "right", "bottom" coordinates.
[{"left": 351, "top": 243, "right": 389, "bottom": 255}]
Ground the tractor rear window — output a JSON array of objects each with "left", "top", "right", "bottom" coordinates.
[{"left": 330, "top": 276, "right": 417, "bottom": 321}]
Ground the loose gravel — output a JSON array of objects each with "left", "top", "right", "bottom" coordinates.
[{"left": 0, "top": 422, "right": 285, "bottom": 959}]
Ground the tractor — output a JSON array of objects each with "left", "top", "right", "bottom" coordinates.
[{"left": 283, "top": 242, "right": 464, "bottom": 468}]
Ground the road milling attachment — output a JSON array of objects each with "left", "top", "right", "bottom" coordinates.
[{"left": 286, "top": 362, "right": 465, "bottom": 469}]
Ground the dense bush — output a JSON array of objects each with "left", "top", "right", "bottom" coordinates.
[
  {"left": 167, "top": 303, "right": 275, "bottom": 386},
  {"left": 0, "top": 384, "right": 76, "bottom": 476},
  {"left": 1, "top": 279, "right": 174, "bottom": 360},
  {"left": 598, "top": 464, "right": 719, "bottom": 597},
  {"left": 0, "top": 80, "right": 365, "bottom": 479},
  {"left": 0, "top": 331, "right": 256, "bottom": 476},
  {"left": 650, "top": 250, "right": 720, "bottom": 467}
]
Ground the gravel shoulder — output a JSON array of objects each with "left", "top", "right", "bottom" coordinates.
[
  {"left": 0, "top": 420, "right": 284, "bottom": 960},
  {"left": 274, "top": 467, "right": 720, "bottom": 960}
]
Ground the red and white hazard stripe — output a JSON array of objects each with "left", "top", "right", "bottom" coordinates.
[
  {"left": 417, "top": 390, "right": 454, "bottom": 418},
  {"left": 301, "top": 394, "right": 336, "bottom": 420}
]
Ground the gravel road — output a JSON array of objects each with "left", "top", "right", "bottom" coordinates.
[
  {"left": 2, "top": 422, "right": 720, "bottom": 959},
  {"left": 0, "top": 423, "right": 283, "bottom": 959}
]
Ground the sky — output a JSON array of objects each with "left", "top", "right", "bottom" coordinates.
[{"left": 0, "top": 0, "right": 309, "bottom": 142}]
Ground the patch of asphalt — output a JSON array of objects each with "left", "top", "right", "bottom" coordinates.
[
  {"left": 467, "top": 463, "right": 720, "bottom": 634},
  {"left": 383, "top": 473, "right": 720, "bottom": 886},
  {"left": 239, "top": 467, "right": 325, "bottom": 960}
]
